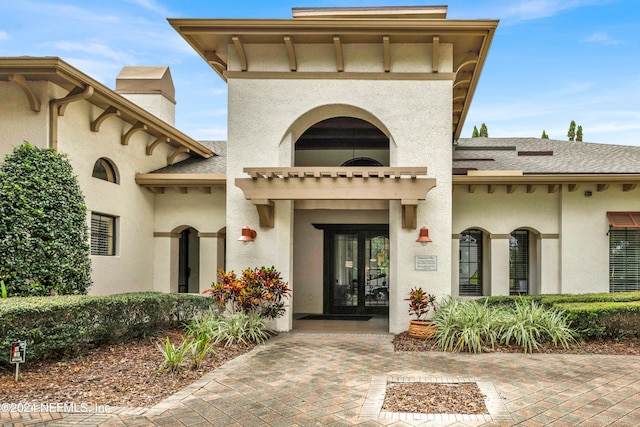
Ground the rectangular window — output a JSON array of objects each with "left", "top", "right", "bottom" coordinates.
[
  {"left": 509, "top": 230, "right": 529, "bottom": 295},
  {"left": 91, "top": 213, "right": 116, "bottom": 256},
  {"left": 610, "top": 228, "right": 640, "bottom": 292},
  {"left": 460, "top": 230, "right": 483, "bottom": 296}
]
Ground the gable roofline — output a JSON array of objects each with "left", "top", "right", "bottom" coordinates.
[{"left": 0, "top": 56, "right": 213, "bottom": 159}]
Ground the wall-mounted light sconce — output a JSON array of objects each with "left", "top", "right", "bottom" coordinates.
[
  {"left": 416, "top": 226, "right": 432, "bottom": 245},
  {"left": 238, "top": 226, "right": 257, "bottom": 244}
]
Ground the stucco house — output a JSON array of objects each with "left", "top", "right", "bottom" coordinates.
[{"left": 1, "top": 6, "right": 639, "bottom": 333}]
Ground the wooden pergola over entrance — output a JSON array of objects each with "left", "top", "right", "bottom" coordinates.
[{"left": 235, "top": 167, "right": 436, "bottom": 228}]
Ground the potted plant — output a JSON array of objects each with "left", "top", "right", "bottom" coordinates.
[{"left": 406, "top": 287, "right": 437, "bottom": 339}]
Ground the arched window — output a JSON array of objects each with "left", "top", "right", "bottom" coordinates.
[
  {"left": 295, "top": 117, "right": 389, "bottom": 167},
  {"left": 459, "top": 229, "right": 483, "bottom": 296},
  {"left": 509, "top": 230, "right": 530, "bottom": 295},
  {"left": 92, "top": 158, "right": 119, "bottom": 184}
]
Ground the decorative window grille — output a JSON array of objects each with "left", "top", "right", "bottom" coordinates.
[
  {"left": 609, "top": 228, "right": 640, "bottom": 292},
  {"left": 91, "top": 213, "right": 116, "bottom": 256},
  {"left": 460, "top": 229, "right": 483, "bottom": 296},
  {"left": 509, "top": 230, "right": 529, "bottom": 295}
]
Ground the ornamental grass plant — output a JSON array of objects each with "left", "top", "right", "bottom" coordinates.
[
  {"left": 433, "top": 297, "right": 505, "bottom": 353},
  {"left": 433, "top": 297, "right": 576, "bottom": 353}
]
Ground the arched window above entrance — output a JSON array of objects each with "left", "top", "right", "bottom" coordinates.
[{"left": 295, "top": 117, "right": 389, "bottom": 167}]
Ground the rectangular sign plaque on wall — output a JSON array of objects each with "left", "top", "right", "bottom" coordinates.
[{"left": 415, "top": 255, "right": 437, "bottom": 271}]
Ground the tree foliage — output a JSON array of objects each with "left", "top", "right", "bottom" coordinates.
[
  {"left": 0, "top": 142, "right": 92, "bottom": 296},
  {"left": 576, "top": 125, "right": 583, "bottom": 142},
  {"left": 479, "top": 123, "right": 488, "bottom": 137},
  {"left": 472, "top": 125, "right": 479, "bottom": 138},
  {"left": 541, "top": 130, "right": 549, "bottom": 139},
  {"left": 568, "top": 120, "right": 576, "bottom": 141}
]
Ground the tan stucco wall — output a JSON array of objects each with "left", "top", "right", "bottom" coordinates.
[
  {"left": 453, "top": 183, "right": 640, "bottom": 296},
  {"left": 56, "top": 99, "right": 174, "bottom": 295},
  {"left": 560, "top": 185, "right": 640, "bottom": 294},
  {"left": 226, "top": 72, "right": 453, "bottom": 332},
  {"left": 0, "top": 81, "right": 51, "bottom": 157},
  {"left": 153, "top": 190, "right": 227, "bottom": 293}
]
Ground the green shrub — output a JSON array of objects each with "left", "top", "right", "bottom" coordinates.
[
  {"left": 434, "top": 298, "right": 506, "bottom": 353},
  {"left": 0, "top": 292, "right": 214, "bottom": 365},
  {"left": 556, "top": 301, "right": 640, "bottom": 340},
  {"left": 0, "top": 143, "right": 91, "bottom": 296}
]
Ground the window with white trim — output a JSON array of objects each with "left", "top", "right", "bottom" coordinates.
[
  {"left": 609, "top": 216, "right": 640, "bottom": 292},
  {"left": 91, "top": 213, "right": 117, "bottom": 256}
]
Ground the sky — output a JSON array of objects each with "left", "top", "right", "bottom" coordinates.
[{"left": 1, "top": 0, "right": 639, "bottom": 145}]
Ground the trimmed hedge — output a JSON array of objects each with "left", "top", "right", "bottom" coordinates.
[
  {"left": 0, "top": 292, "right": 215, "bottom": 365},
  {"left": 478, "top": 293, "right": 640, "bottom": 340}
]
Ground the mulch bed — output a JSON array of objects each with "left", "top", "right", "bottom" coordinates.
[
  {"left": 2, "top": 330, "right": 639, "bottom": 413},
  {"left": 0, "top": 330, "right": 255, "bottom": 408},
  {"left": 383, "top": 382, "right": 487, "bottom": 414},
  {"left": 392, "top": 331, "right": 640, "bottom": 355}
]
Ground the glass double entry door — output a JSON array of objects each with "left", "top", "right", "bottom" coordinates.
[{"left": 323, "top": 225, "right": 389, "bottom": 315}]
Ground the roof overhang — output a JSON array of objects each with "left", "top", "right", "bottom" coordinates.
[
  {"left": 169, "top": 9, "right": 498, "bottom": 140},
  {"left": 0, "top": 57, "right": 213, "bottom": 159},
  {"left": 135, "top": 173, "right": 226, "bottom": 194},
  {"left": 453, "top": 173, "right": 640, "bottom": 194}
]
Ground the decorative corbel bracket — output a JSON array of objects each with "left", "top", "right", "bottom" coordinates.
[
  {"left": 9, "top": 74, "right": 41, "bottom": 112},
  {"left": 253, "top": 199, "right": 275, "bottom": 228},
  {"left": 168, "top": 147, "right": 189, "bottom": 165},
  {"left": 91, "top": 106, "right": 121, "bottom": 132},
  {"left": 402, "top": 199, "right": 418, "bottom": 229},
  {"left": 121, "top": 121, "right": 147, "bottom": 145}
]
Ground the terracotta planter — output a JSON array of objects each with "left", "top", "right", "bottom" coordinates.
[{"left": 408, "top": 320, "right": 437, "bottom": 340}]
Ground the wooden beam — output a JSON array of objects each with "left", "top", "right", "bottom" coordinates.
[
  {"left": 9, "top": 74, "right": 41, "bottom": 112},
  {"left": 333, "top": 36, "right": 344, "bottom": 72},
  {"left": 488, "top": 184, "right": 495, "bottom": 194},
  {"left": 623, "top": 184, "right": 637, "bottom": 192},
  {"left": 548, "top": 184, "right": 559, "bottom": 193},
  {"left": 526, "top": 184, "right": 536, "bottom": 194},
  {"left": 402, "top": 200, "right": 417, "bottom": 229},
  {"left": 383, "top": 36, "right": 390, "bottom": 72},
  {"left": 148, "top": 187, "right": 165, "bottom": 194},
  {"left": 507, "top": 184, "right": 515, "bottom": 194},
  {"left": 284, "top": 36, "right": 297, "bottom": 71},
  {"left": 254, "top": 199, "right": 275, "bottom": 228},
  {"left": 178, "top": 187, "right": 188, "bottom": 194},
  {"left": 432, "top": 36, "right": 439, "bottom": 73},
  {"left": 568, "top": 184, "right": 578, "bottom": 192},
  {"left": 468, "top": 184, "right": 475, "bottom": 193},
  {"left": 232, "top": 36, "right": 247, "bottom": 71},
  {"left": 91, "top": 106, "right": 120, "bottom": 132},
  {"left": 121, "top": 121, "right": 147, "bottom": 145},
  {"left": 597, "top": 183, "right": 610, "bottom": 192}
]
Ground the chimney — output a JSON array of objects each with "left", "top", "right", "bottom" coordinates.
[{"left": 115, "top": 66, "right": 176, "bottom": 126}]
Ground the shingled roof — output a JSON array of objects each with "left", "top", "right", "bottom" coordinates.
[
  {"left": 151, "top": 141, "right": 226, "bottom": 175},
  {"left": 454, "top": 138, "right": 640, "bottom": 174}
]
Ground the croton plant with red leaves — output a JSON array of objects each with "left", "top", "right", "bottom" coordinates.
[{"left": 203, "top": 266, "right": 291, "bottom": 320}]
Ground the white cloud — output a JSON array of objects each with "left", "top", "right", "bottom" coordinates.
[
  {"left": 125, "top": 0, "right": 172, "bottom": 15},
  {"left": 584, "top": 32, "right": 622, "bottom": 45},
  {"left": 0, "top": 31, "right": 9, "bottom": 42},
  {"left": 40, "top": 41, "right": 136, "bottom": 64},
  {"left": 472, "top": 0, "right": 612, "bottom": 24}
]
